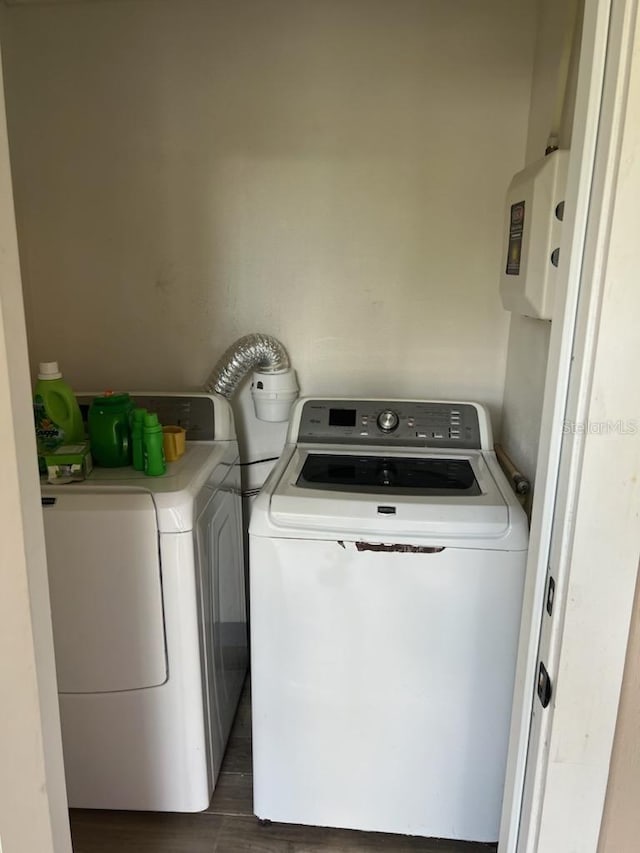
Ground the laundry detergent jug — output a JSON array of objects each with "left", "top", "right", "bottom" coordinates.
[
  {"left": 88, "top": 392, "right": 135, "bottom": 467},
  {"left": 33, "top": 361, "right": 84, "bottom": 473}
]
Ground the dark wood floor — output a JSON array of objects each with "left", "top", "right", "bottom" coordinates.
[{"left": 70, "top": 680, "right": 497, "bottom": 853}]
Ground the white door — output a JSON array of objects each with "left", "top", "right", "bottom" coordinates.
[{"left": 43, "top": 492, "right": 167, "bottom": 692}]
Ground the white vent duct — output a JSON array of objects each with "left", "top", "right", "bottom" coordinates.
[{"left": 204, "top": 334, "right": 298, "bottom": 423}]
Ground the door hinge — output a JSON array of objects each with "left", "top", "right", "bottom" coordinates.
[
  {"left": 546, "top": 575, "right": 556, "bottom": 616},
  {"left": 537, "top": 661, "right": 553, "bottom": 708}
]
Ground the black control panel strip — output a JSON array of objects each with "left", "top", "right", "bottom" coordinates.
[{"left": 76, "top": 394, "right": 216, "bottom": 442}]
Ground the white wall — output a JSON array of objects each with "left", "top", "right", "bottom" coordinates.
[
  {"left": 1, "top": 0, "right": 535, "bottom": 434},
  {"left": 500, "top": 0, "right": 582, "bottom": 485},
  {"left": 0, "top": 47, "right": 71, "bottom": 853}
]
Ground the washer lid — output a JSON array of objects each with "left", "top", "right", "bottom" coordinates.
[
  {"left": 268, "top": 447, "right": 512, "bottom": 542},
  {"left": 296, "top": 453, "right": 482, "bottom": 496}
]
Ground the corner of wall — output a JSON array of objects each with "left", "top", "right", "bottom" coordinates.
[{"left": 500, "top": 0, "right": 583, "bottom": 489}]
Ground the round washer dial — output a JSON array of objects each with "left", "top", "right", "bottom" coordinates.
[{"left": 377, "top": 409, "right": 400, "bottom": 432}]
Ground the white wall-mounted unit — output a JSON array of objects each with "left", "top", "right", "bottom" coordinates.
[{"left": 500, "top": 149, "right": 569, "bottom": 320}]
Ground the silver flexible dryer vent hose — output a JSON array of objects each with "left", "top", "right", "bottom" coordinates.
[{"left": 204, "top": 333, "right": 290, "bottom": 399}]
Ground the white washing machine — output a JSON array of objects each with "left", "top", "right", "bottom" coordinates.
[
  {"left": 249, "top": 398, "right": 528, "bottom": 843},
  {"left": 41, "top": 392, "right": 247, "bottom": 812}
]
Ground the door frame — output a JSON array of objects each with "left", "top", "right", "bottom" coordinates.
[
  {"left": 0, "top": 46, "right": 72, "bottom": 853},
  {"left": 500, "top": 1, "right": 640, "bottom": 850}
]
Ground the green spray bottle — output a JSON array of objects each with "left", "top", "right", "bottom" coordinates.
[{"left": 143, "top": 412, "right": 166, "bottom": 476}]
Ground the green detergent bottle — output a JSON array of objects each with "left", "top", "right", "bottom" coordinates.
[
  {"left": 143, "top": 412, "right": 166, "bottom": 477},
  {"left": 33, "top": 361, "right": 84, "bottom": 473},
  {"left": 131, "top": 407, "right": 147, "bottom": 472},
  {"left": 88, "top": 392, "right": 135, "bottom": 467}
]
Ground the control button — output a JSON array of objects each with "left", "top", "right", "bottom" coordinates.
[
  {"left": 361, "top": 417, "right": 368, "bottom": 425},
  {"left": 451, "top": 410, "right": 460, "bottom": 416},
  {"left": 432, "top": 432, "right": 444, "bottom": 439},
  {"left": 407, "top": 418, "right": 415, "bottom": 427},
  {"left": 377, "top": 409, "right": 400, "bottom": 433},
  {"left": 416, "top": 432, "right": 427, "bottom": 439}
]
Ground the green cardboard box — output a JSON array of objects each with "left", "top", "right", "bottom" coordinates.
[{"left": 44, "top": 441, "right": 93, "bottom": 484}]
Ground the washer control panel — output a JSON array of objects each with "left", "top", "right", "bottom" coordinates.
[{"left": 297, "top": 400, "right": 482, "bottom": 449}]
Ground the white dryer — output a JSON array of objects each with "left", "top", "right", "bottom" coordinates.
[
  {"left": 41, "top": 392, "right": 247, "bottom": 812},
  {"left": 250, "top": 398, "right": 528, "bottom": 843}
]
